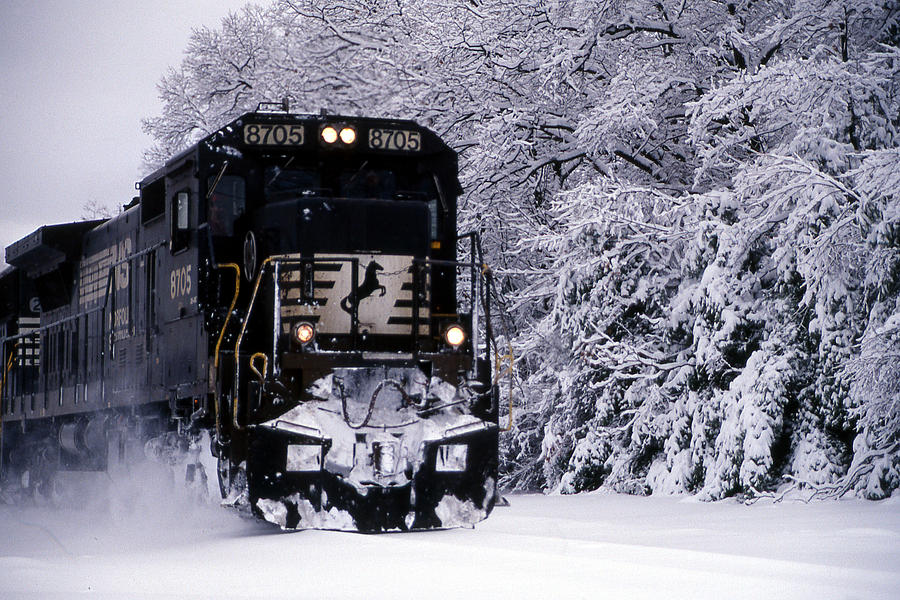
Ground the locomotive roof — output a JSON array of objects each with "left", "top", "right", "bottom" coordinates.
[
  {"left": 5, "top": 220, "right": 106, "bottom": 277},
  {"left": 140, "top": 110, "right": 456, "bottom": 189}
]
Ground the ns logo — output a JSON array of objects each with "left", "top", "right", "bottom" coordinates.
[
  {"left": 115, "top": 238, "right": 133, "bottom": 291},
  {"left": 340, "top": 260, "right": 386, "bottom": 314}
]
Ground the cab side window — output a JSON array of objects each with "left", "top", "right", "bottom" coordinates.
[{"left": 170, "top": 190, "right": 191, "bottom": 253}]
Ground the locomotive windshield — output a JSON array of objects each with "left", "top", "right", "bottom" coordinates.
[
  {"left": 262, "top": 161, "right": 439, "bottom": 203},
  {"left": 259, "top": 158, "right": 442, "bottom": 240},
  {"left": 264, "top": 166, "right": 321, "bottom": 199}
]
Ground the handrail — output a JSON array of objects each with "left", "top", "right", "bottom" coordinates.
[
  {"left": 233, "top": 254, "right": 316, "bottom": 429},
  {"left": 273, "top": 261, "right": 282, "bottom": 375},
  {"left": 214, "top": 263, "right": 241, "bottom": 369},
  {"left": 232, "top": 255, "right": 280, "bottom": 430},
  {"left": 0, "top": 342, "right": 19, "bottom": 460},
  {"left": 450, "top": 233, "right": 511, "bottom": 429},
  {"left": 1, "top": 342, "right": 19, "bottom": 416},
  {"left": 495, "top": 343, "right": 515, "bottom": 431},
  {"left": 2, "top": 307, "right": 103, "bottom": 343},
  {"left": 212, "top": 263, "right": 240, "bottom": 439},
  {"left": 248, "top": 352, "right": 268, "bottom": 384},
  {"left": 1, "top": 343, "right": 17, "bottom": 395},
  {"left": 235, "top": 352, "right": 269, "bottom": 430}
]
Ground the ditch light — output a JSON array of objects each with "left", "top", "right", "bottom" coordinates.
[
  {"left": 293, "top": 322, "right": 316, "bottom": 346},
  {"left": 443, "top": 323, "right": 466, "bottom": 348}
]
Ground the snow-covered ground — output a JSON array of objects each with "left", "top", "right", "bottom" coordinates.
[{"left": 1, "top": 468, "right": 897, "bottom": 599}]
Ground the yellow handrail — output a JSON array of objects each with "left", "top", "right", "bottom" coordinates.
[
  {"left": 248, "top": 352, "right": 268, "bottom": 384},
  {"left": 233, "top": 256, "right": 278, "bottom": 361},
  {"left": 232, "top": 256, "right": 280, "bottom": 430},
  {"left": 1, "top": 343, "right": 19, "bottom": 450},
  {"left": 235, "top": 352, "right": 269, "bottom": 431},
  {"left": 212, "top": 263, "right": 240, "bottom": 439},
  {"left": 214, "top": 263, "right": 240, "bottom": 369},
  {"left": 1, "top": 344, "right": 16, "bottom": 402}
]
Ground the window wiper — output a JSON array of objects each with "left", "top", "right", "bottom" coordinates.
[
  {"left": 432, "top": 173, "right": 449, "bottom": 213},
  {"left": 206, "top": 161, "right": 229, "bottom": 199},
  {"left": 345, "top": 160, "right": 369, "bottom": 189},
  {"left": 265, "top": 157, "right": 295, "bottom": 190}
]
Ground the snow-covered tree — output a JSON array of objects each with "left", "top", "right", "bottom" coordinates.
[
  {"left": 81, "top": 198, "right": 117, "bottom": 220},
  {"left": 143, "top": 0, "right": 900, "bottom": 499},
  {"left": 505, "top": 1, "right": 900, "bottom": 497}
]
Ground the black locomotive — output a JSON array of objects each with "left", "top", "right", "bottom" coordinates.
[{"left": 0, "top": 109, "right": 499, "bottom": 531}]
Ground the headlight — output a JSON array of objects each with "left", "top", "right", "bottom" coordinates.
[
  {"left": 443, "top": 324, "right": 466, "bottom": 348},
  {"left": 286, "top": 444, "right": 323, "bottom": 472},
  {"left": 293, "top": 322, "right": 316, "bottom": 346},
  {"left": 321, "top": 126, "right": 338, "bottom": 144},
  {"left": 435, "top": 444, "right": 467, "bottom": 472},
  {"left": 339, "top": 127, "right": 357, "bottom": 144}
]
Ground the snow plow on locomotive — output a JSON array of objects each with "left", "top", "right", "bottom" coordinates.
[{"left": 0, "top": 110, "right": 500, "bottom": 531}]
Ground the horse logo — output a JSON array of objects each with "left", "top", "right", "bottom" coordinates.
[{"left": 341, "top": 260, "right": 386, "bottom": 314}]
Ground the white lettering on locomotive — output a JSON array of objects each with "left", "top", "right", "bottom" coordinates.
[
  {"left": 78, "top": 237, "right": 133, "bottom": 306},
  {"left": 170, "top": 264, "right": 193, "bottom": 299}
]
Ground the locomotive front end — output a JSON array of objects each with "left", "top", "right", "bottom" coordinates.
[
  {"left": 234, "top": 252, "right": 498, "bottom": 531},
  {"left": 248, "top": 365, "right": 498, "bottom": 531},
  {"left": 204, "top": 112, "right": 499, "bottom": 531}
]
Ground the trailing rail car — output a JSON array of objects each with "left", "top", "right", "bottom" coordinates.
[{"left": 0, "top": 108, "right": 499, "bottom": 530}]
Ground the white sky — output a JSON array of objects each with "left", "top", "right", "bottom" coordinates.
[{"left": 0, "top": 0, "right": 254, "bottom": 268}]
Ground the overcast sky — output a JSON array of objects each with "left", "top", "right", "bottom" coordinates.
[{"left": 0, "top": 0, "right": 253, "bottom": 268}]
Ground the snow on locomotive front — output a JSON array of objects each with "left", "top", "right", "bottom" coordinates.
[{"left": 202, "top": 112, "right": 499, "bottom": 531}]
